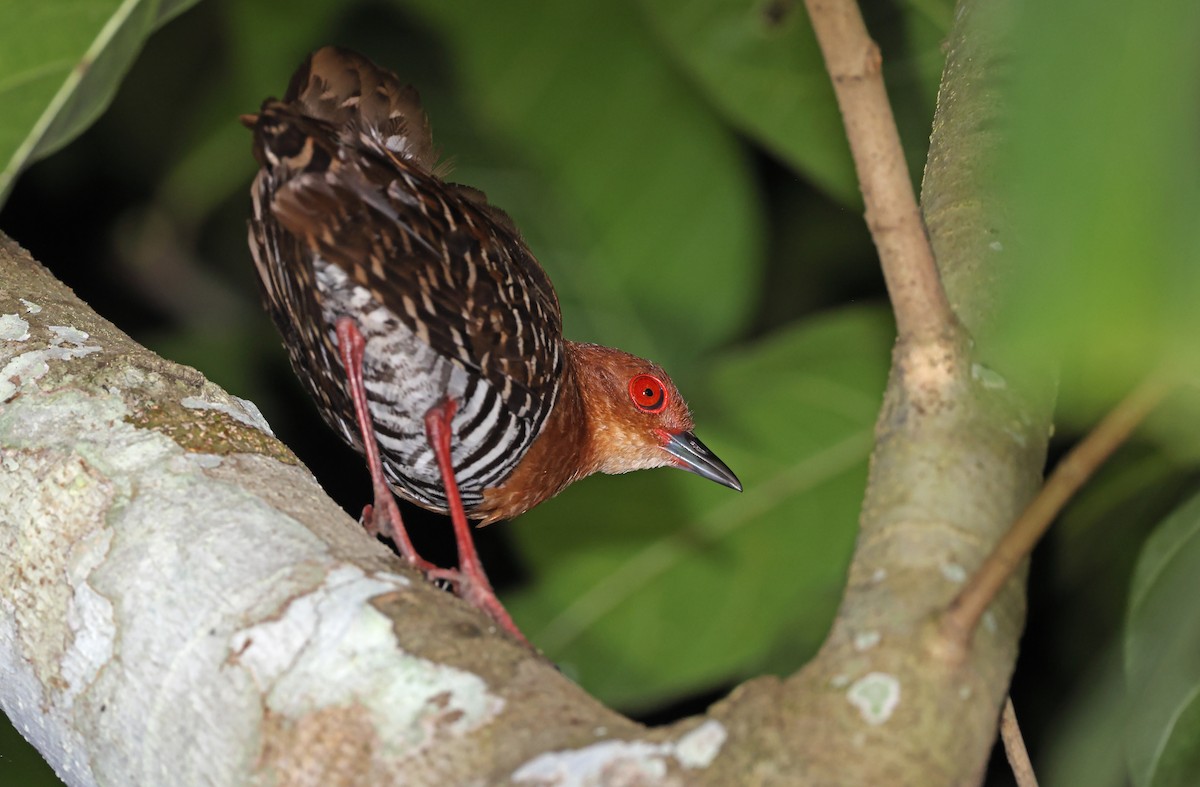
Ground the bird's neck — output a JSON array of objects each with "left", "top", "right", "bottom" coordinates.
[{"left": 476, "top": 341, "right": 598, "bottom": 523}]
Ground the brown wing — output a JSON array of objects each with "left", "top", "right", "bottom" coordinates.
[{"left": 249, "top": 48, "right": 564, "bottom": 423}]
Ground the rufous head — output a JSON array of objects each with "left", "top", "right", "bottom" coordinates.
[{"left": 571, "top": 343, "right": 741, "bottom": 492}]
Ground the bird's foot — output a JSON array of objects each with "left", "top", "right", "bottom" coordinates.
[
  {"left": 359, "top": 502, "right": 382, "bottom": 537},
  {"left": 359, "top": 501, "right": 443, "bottom": 577},
  {"left": 359, "top": 503, "right": 528, "bottom": 645}
]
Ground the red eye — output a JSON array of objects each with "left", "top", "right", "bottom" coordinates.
[{"left": 629, "top": 374, "right": 667, "bottom": 413}]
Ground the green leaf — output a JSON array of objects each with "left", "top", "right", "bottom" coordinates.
[
  {"left": 0, "top": 0, "right": 203, "bottom": 206},
  {"left": 1125, "top": 491, "right": 1200, "bottom": 787},
  {"left": 993, "top": 0, "right": 1200, "bottom": 417},
  {"left": 638, "top": 0, "right": 951, "bottom": 206},
  {"left": 637, "top": 0, "right": 852, "bottom": 204},
  {"left": 394, "top": 0, "right": 761, "bottom": 366},
  {"left": 507, "top": 307, "right": 891, "bottom": 709}
]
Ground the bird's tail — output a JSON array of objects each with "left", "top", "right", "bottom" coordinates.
[{"left": 283, "top": 46, "right": 438, "bottom": 172}]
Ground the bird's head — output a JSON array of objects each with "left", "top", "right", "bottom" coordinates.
[{"left": 572, "top": 343, "right": 742, "bottom": 492}]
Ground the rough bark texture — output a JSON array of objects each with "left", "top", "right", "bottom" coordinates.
[{"left": 0, "top": 0, "right": 1051, "bottom": 783}]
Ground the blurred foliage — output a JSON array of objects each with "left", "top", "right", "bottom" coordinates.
[
  {"left": 993, "top": 0, "right": 1200, "bottom": 422},
  {"left": 1125, "top": 492, "right": 1200, "bottom": 787},
  {"left": 992, "top": 0, "right": 1200, "bottom": 781},
  {"left": 0, "top": 0, "right": 203, "bottom": 203},
  {"left": 638, "top": 0, "right": 951, "bottom": 206},
  {"left": 0, "top": 0, "right": 1198, "bottom": 784}
]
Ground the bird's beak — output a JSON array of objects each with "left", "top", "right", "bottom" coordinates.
[{"left": 661, "top": 431, "right": 742, "bottom": 492}]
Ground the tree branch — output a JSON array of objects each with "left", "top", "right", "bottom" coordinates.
[
  {"left": 1000, "top": 696, "right": 1039, "bottom": 787},
  {"left": 804, "top": 0, "right": 955, "bottom": 345},
  {"left": 940, "top": 374, "right": 1169, "bottom": 653},
  {"left": 750, "top": 0, "right": 1054, "bottom": 781}
]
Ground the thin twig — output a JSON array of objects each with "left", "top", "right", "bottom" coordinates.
[
  {"left": 1000, "top": 696, "right": 1039, "bottom": 787},
  {"left": 940, "top": 374, "right": 1172, "bottom": 652},
  {"left": 803, "top": 0, "right": 955, "bottom": 344}
]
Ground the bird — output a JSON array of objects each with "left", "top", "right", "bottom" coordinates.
[{"left": 244, "top": 46, "right": 741, "bottom": 643}]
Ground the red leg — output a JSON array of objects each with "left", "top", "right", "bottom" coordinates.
[
  {"left": 425, "top": 399, "right": 529, "bottom": 645},
  {"left": 335, "top": 317, "right": 439, "bottom": 575}
]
